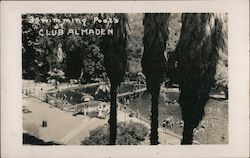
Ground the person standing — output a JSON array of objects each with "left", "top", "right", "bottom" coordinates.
[
  {"left": 97, "top": 104, "right": 103, "bottom": 118},
  {"left": 83, "top": 102, "right": 88, "bottom": 116},
  {"left": 73, "top": 103, "right": 78, "bottom": 116}
]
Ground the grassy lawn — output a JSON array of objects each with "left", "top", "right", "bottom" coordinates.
[{"left": 128, "top": 90, "right": 228, "bottom": 144}]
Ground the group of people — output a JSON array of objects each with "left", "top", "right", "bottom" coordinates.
[
  {"left": 162, "top": 117, "right": 186, "bottom": 131},
  {"left": 27, "top": 81, "right": 145, "bottom": 121},
  {"left": 72, "top": 102, "right": 89, "bottom": 116},
  {"left": 119, "top": 96, "right": 130, "bottom": 107},
  {"left": 71, "top": 95, "right": 111, "bottom": 119},
  {"left": 162, "top": 116, "right": 208, "bottom": 136},
  {"left": 193, "top": 122, "right": 206, "bottom": 136},
  {"left": 72, "top": 95, "right": 92, "bottom": 116},
  {"left": 23, "top": 86, "right": 46, "bottom": 101},
  {"left": 162, "top": 116, "right": 175, "bottom": 129},
  {"left": 97, "top": 102, "right": 109, "bottom": 119}
]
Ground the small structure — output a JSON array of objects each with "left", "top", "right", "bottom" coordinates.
[{"left": 42, "top": 120, "right": 47, "bottom": 127}]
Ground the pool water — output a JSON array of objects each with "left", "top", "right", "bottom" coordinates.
[
  {"left": 76, "top": 84, "right": 100, "bottom": 96},
  {"left": 47, "top": 82, "right": 145, "bottom": 106},
  {"left": 128, "top": 89, "right": 228, "bottom": 144}
]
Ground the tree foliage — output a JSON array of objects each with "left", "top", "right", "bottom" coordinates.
[
  {"left": 214, "top": 14, "right": 228, "bottom": 94},
  {"left": 22, "top": 14, "right": 52, "bottom": 82},
  {"left": 22, "top": 14, "right": 106, "bottom": 82},
  {"left": 142, "top": 13, "right": 170, "bottom": 145},
  {"left": 100, "top": 13, "right": 129, "bottom": 86},
  {"left": 173, "top": 13, "right": 227, "bottom": 144},
  {"left": 127, "top": 14, "right": 144, "bottom": 75},
  {"left": 81, "top": 122, "right": 149, "bottom": 145},
  {"left": 99, "top": 13, "right": 129, "bottom": 145}
]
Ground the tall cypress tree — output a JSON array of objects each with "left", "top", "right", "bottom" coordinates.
[
  {"left": 100, "top": 13, "right": 129, "bottom": 145},
  {"left": 142, "top": 13, "right": 170, "bottom": 145},
  {"left": 174, "top": 13, "right": 227, "bottom": 144}
]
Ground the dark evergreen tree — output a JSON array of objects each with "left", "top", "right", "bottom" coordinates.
[
  {"left": 142, "top": 13, "right": 170, "bottom": 145},
  {"left": 100, "top": 13, "right": 129, "bottom": 145},
  {"left": 174, "top": 13, "right": 226, "bottom": 144}
]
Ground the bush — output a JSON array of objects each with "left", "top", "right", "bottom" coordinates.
[
  {"left": 117, "top": 122, "right": 148, "bottom": 145},
  {"left": 81, "top": 122, "right": 149, "bottom": 145},
  {"left": 81, "top": 126, "right": 110, "bottom": 145},
  {"left": 94, "top": 84, "right": 110, "bottom": 102}
]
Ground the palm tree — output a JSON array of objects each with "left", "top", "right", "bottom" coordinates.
[
  {"left": 100, "top": 13, "right": 129, "bottom": 145},
  {"left": 174, "top": 13, "right": 227, "bottom": 144},
  {"left": 142, "top": 13, "right": 170, "bottom": 145}
]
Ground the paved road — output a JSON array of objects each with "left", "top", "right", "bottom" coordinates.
[{"left": 23, "top": 96, "right": 182, "bottom": 145}]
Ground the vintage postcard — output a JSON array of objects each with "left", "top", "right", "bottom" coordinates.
[{"left": 1, "top": 1, "right": 249, "bottom": 158}]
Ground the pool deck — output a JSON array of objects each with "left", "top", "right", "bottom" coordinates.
[{"left": 23, "top": 96, "right": 182, "bottom": 145}]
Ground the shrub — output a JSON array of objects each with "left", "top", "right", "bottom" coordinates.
[
  {"left": 81, "top": 126, "right": 110, "bottom": 145},
  {"left": 81, "top": 122, "right": 149, "bottom": 145},
  {"left": 117, "top": 122, "right": 148, "bottom": 145},
  {"left": 94, "top": 84, "right": 110, "bottom": 102}
]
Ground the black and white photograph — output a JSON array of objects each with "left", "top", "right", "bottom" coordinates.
[
  {"left": 1, "top": 1, "right": 249, "bottom": 158},
  {"left": 21, "top": 13, "right": 228, "bottom": 146}
]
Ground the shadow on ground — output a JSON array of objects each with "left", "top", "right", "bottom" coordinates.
[{"left": 23, "top": 133, "right": 61, "bottom": 145}]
